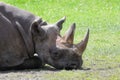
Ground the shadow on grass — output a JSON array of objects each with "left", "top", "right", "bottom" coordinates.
[
  {"left": 0, "top": 66, "right": 92, "bottom": 73},
  {"left": 0, "top": 65, "right": 59, "bottom": 73}
]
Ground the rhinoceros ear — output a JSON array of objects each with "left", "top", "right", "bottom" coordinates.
[
  {"left": 55, "top": 16, "right": 66, "bottom": 31},
  {"left": 75, "top": 29, "right": 89, "bottom": 55},
  {"left": 30, "top": 19, "right": 45, "bottom": 36},
  {"left": 62, "top": 23, "right": 76, "bottom": 44},
  {"left": 31, "top": 20, "right": 40, "bottom": 35}
]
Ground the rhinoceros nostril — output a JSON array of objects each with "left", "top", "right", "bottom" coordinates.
[{"left": 70, "top": 63, "right": 77, "bottom": 68}]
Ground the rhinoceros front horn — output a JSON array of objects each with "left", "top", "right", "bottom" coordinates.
[
  {"left": 76, "top": 29, "right": 89, "bottom": 55},
  {"left": 56, "top": 16, "right": 66, "bottom": 30}
]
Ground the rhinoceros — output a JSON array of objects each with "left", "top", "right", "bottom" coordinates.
[
  {"left": 0, "top": 2, "right": 89, "bottom": 70},
  {"left": 51, "top": 23, "right": 89, "bottom": 70}
]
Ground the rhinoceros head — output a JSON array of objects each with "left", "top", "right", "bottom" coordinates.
[
  {"left": 49, "top": 23, "right": 89, "bottom": 70},
  {"left": 30, "top": 17, "right": 89, "bottom": 70}
]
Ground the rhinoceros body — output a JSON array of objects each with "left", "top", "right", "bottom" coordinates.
[{"left": 0, "top": 2, "right": 42, "bottom": 58}]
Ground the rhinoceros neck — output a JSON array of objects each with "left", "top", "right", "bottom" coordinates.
[
  {"left": 15, "top": 21, "right": 35, "bottom": 57},
  {"left": 14, "top": 16, "right": 39, "bottom": 57}
]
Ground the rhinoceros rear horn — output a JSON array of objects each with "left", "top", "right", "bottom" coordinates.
[
  {"left": 63, "top": 23, "right": 76, "bottom": 44},
  {"left": 76, "top": 29, "right": 89, "bottom": 55},
  {"left": 56, "top": 16, "right": 66, "bottom": 30}
]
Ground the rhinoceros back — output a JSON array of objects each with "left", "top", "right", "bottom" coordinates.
[{"left": 0, "top": 2, "right": 37, "bottom": 34}]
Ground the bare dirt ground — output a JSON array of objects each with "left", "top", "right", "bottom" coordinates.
[{"left": 0, "top": 66, "right": 57, "bottom": 80}]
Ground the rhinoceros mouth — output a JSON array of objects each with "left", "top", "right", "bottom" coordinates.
[
  {"left": 64, "top": 67, "right": 77, "bottom": 70},
  {"left": 53, "top": 64, "right": 79, "bottom": 70},
  {"left": 55, "top": 66, "right": 77, "bottom": 70}
]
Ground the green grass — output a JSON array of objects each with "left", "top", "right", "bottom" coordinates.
[{"left": 0, "top": 0, "right": 120, "bottom": 80}]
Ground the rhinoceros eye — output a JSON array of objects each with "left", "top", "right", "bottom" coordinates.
[
  {"left": 53, "top": 52, "right": 59, "bottom": 57},
  {"left": 52, "top": 51, "right": 62, "bottom": 60},
  {"left": 55, "top": 52, "right": 59, "bottom": 55}
]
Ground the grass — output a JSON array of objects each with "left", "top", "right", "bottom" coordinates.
[{"left": 0, "top": 0, "right": 120, "bottom": 80}]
